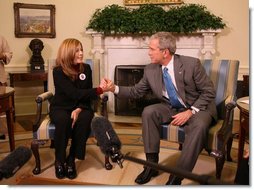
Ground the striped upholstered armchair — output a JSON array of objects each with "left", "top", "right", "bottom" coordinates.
[
  {"left": 31, "top": 59, "right": 112, "bottom": 175},
  {"left": 160, "top": 59, "right": 239, "bottom": 179}
]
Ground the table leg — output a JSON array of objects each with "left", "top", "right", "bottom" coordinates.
[
  {"left": 237, "top": 118, "right": 246, "bottom": 170},
  {"left": 9, "top": 74, "right": 16, "bottom": 122},
  {"left": 5, "top": 109, "right": 15, "bottom": 151},
  {"left": 11, "top": 93, "right": 16, "bottom": 122}
]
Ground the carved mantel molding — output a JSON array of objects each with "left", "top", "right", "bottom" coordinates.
[{"left": 86, "top": 29, "right": 221, "bottom": 59}]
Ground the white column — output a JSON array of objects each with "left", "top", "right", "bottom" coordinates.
[
  {"left": 201, "top": 30, "right": 221, "bottom": 59},
  {"left": 87, "top": 31, "right": 105, "bottom": 81}
]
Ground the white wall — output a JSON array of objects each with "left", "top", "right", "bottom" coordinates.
[{"left": 0, "top": 0, "right": 249, "bottom": 115}]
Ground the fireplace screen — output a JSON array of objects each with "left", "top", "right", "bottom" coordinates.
[{"left": 114, "top": 65, "right": 159, "bottom": 116}]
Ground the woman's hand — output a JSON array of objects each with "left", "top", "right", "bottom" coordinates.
[
  {"left": 71, "top": 108, "right": 82, "bottom": 128},
  {"left": 100, "top": 78, "right": 115, "bottom": 92}
]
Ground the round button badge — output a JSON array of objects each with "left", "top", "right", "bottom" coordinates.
[{"left": 79, "top": 73, "right": 86, "bottom": 80}]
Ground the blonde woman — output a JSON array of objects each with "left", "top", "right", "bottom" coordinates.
[{"left": 49, "top": 38, "right": 111, "bottom": 179}]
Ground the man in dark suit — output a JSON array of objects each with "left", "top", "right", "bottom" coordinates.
[{"left": 104, "top": 32, "right": 217, "bottom": 185}]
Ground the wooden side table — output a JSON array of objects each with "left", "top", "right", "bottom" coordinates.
[
  {"left": 0, "top": 86, "right": 15, "bottom": 151},
  {"left": 236, "top": 96, "right": 249, "bottom": 169},
  {"left": 9, "top": 70, "right": 48, "bottom": 92},
  {"left": 8, "top": 70, "right": 48, "bottom": 120}
]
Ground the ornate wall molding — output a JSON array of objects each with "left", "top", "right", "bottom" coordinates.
[{"left": 124, "top": 0, "right": 183, "bottom": 6}]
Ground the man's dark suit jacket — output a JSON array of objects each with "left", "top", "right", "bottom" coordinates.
[{"left": 117, "top": 54, "right": 217, "bottom": 121}]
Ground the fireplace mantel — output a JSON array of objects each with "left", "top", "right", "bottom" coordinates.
[{"left": 86, "top": 30, "right": 221, "bottom": 112}]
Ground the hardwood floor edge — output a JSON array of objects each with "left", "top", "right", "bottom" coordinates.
[{"left": 16, "top": 175, "right": 100, "bottom": 185}]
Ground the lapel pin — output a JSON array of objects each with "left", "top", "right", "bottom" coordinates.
[{"left": 79, "top": 73, "right": 86, "bottom": 80}]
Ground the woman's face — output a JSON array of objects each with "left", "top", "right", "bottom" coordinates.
[{"left": 73, "top": 44, "right": 83, "bottom": 65}]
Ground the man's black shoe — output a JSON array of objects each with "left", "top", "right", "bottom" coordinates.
[
  {"left": 166, "top": 175, "right": 182, "bottom": 185},
  {"left": 135, "top": 167, "right": 159, "bottom": 184},
  {"left": 0, "top": 134, "right": 6, "bottom": 140}
]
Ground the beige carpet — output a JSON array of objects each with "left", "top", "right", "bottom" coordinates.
[
  {"left": 24, "top": 144, "right": 236, "bottom": 185},
  {"left": 0, "top": 123, "right": 238, "bottom": 185},
  {"left": 12, "top": 139, "right": 238, "bottom": 185}
]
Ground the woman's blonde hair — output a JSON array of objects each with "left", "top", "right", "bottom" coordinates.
[{"left": 56, "top": 38, "right": 84, "bottom": 80}]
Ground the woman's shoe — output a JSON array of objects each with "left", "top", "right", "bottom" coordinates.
[
  {"left": 55, "top": 161, "right": 65, "bottom": 179},
  {"left": 65, "top": 154, "right": 77, "bottom": 179},
  {"left": 65, "top": 162, "right": 77, "bottom": 179}
]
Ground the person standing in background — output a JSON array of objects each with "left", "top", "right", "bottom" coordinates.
[
  {"left": 0, "top": 35, "right": 12, "bottom": 86},
  {"left": 0, "top": 35, "right": 13, "bottom": 140}
]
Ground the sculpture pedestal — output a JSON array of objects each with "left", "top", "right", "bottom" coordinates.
[{"left": 31, "top": 63, "right": 44, "bottom": 71}]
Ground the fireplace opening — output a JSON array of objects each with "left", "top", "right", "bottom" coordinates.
[{"left": 114, "top": 65, "right": 160, "bottom": 116}]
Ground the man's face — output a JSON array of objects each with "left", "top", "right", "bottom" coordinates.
[{"left": 148, "top": 39, "right": 164, "bottom": 64}]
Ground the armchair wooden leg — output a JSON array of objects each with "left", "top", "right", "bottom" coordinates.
[
  {"left": 31, "top": 140, "right": 41, "bottom": 175},
  {"left": 105, "top": 155, "right": 113, "bottom": 170},
  {"left": 226, "top": 136, "right": 233, "bottom": 161},
  {"left": 50, "top": 139, "right": 55, "bottom": 148},
  {"left": 215, "top": 155, "right": 225, "bottom": 179}
]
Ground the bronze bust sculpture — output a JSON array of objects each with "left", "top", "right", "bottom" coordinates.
[{"left": 29, "top": 39, "right": 44, "bottom": 71}]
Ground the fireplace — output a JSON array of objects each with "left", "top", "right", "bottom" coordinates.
[
  {"left": 86, "top": 30, "right": 222, "bottom": 113},
  {"left": 114, "top": 65, "right": 159, "bottom": 116}
]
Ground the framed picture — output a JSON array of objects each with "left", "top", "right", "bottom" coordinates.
[
  {"left": 14, "top": 3, "right": 56, "bottom": 38},
  {"left": 124, "top": 0, "right": 183, "bottom": 6}
]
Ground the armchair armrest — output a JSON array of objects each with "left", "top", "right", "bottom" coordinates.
[
  {"left": 33, "top": 91, "right": 54, "bottom": 132},
  {"left": 217, "top": 101, "right": 237, "bottom": 134},
  {"left": 214, "top": 101, "right": 237, "bottom": 151},
  {"left": 36, "top": 91, "right": 54, "bottom": 103},
  {"left": 224, "top": 95, "right": 235, "bottom": 105}
]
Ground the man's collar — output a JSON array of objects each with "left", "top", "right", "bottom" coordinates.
[{"left": 163, "top": 55, "right": 174, "bottom": 70}]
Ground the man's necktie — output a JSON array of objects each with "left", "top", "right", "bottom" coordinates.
[{"left": 163, "top": 67, "right": 183, "bottom": 108}]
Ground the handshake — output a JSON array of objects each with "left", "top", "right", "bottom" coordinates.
[{"left": 99, "top": 78, "right": 115, "bottom": 93}]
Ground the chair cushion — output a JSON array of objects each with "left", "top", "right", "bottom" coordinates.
[
  {"left": 160, "top": 124, "right": 185, "bottom": 144},
  {"left": 33, "top": 113, "right": 101, "bottom": 140},
  {"left": 161, "top": 119, "right": 224, "bottom": 150},
  {"left": 33, "top": 115, "right": 55, "bottom": 140}
]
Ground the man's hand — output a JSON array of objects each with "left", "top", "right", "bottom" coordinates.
[
  {"left": 171, "top": 109, "right": 193, "bottom": 126},
  {"left": 100, "top": 78, "right": 115, "bottom": 92}
]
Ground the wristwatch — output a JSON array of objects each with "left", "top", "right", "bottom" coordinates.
[{"left": 191, "top": 109, "right": 196, "bottom": 115}]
